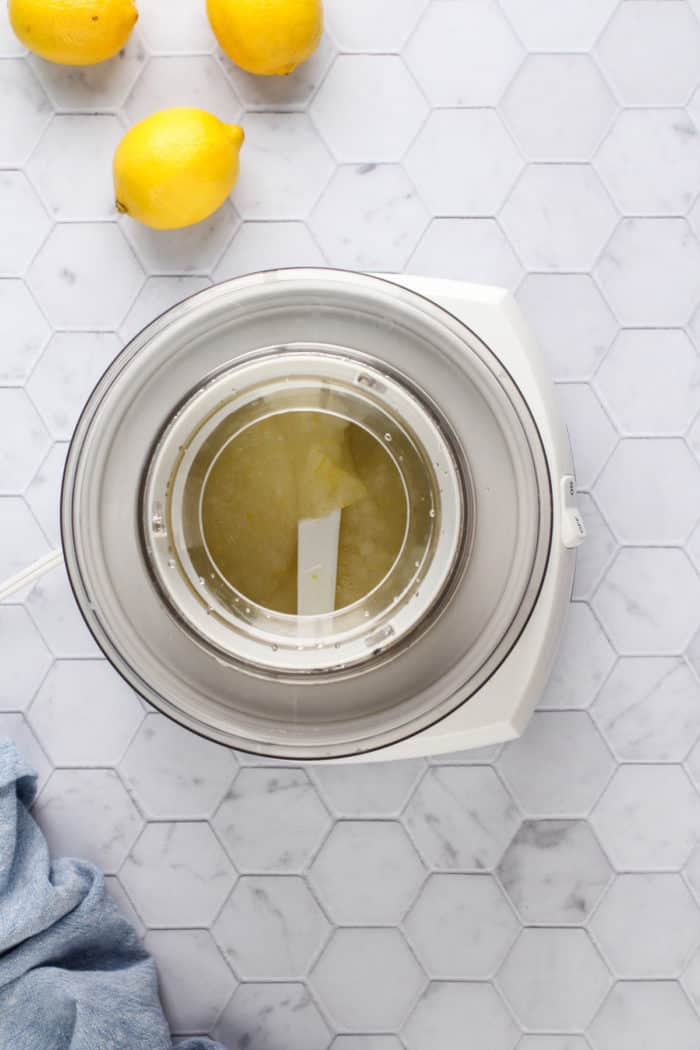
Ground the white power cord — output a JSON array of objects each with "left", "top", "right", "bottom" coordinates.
[
  {"left": 2, "top": 511, "right": 341, "bottom": 613},
  {"left": 0, "top": 548, "right": 64, "bottom": 602}
]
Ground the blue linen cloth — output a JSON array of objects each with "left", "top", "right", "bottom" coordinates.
[{"left": 0, "top": 737, "right": 227, "bottom": 1050}]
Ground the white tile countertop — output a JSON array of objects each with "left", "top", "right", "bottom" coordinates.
[{"left": 2, "top": 0, "right": 700, "bottom": 1046}]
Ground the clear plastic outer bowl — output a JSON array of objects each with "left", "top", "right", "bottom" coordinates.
[{"left": 61, "top": 269, "right": 552, "bottom": 760}]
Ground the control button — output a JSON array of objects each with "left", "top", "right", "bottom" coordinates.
[
  {"left": 561, "top": 474, "right": 577, "bottom": 508},
  {"left": 560, "top": 475, "right": 586, "bottom": 549},
  {"left": 562, "top": 508, "right": 586, "bottom": 548}
]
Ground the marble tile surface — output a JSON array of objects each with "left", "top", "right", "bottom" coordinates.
[
  {"left": 0, "top": 389, "right": 50, "bottom": 493},
  {"left": 312, "top": 55, "right": 428, "bottom": 163},
  {"left": 538, "top": 602, "right": 615, "bottom": 709},
  {"left": 588, "top": 980, "right": 700, "bottom": 1050},
  {"left": 502, "top": 54, "right": 616, "bottom": 162},
  {"left": 27, "top": 331, "right": 122, "bottom": 440},
  {"left": 124, "top": 55, "right": 241, "bottom": 125},
  {"left": 595, "top": 217, "right": 700, "bottom": 326},
  {"left": 500, "top": 0, "right": 617, "bottom": 51},
  {"left": 1, "top": 1, "right": 700, "bottom": 1045},
  {"left": 0, "top": 605, "right": 51, "bottom": 711},
  {"left": 595, "top": 1, "right": 700, "bottom": 106},
  {"left": 593, "top": 547, "right": 700, "bottom": 654},
  {"left": 0, "top": 170, "right": 51, "bottom": 275},
  {"left": 29, "top": 32, "right": 146, "bottom": 110},
  {"left": 119, "top": 712, "right": 239, "bottom": 820},
  {"left": 28, "top": 222, "right": 145, "bottom": 328},
  {"left": 591, "top": 657, "right": 700, "bottom": 762},
  {"left": 590, "top": 873, "right": 700, "bottom": 977},
  {"left": 309, "top": 821, "right": 425, "bottom": 924},
  {"left": 0, "top": 496, "right": 50, "bottom": 579},
  {"left": 124, "top": 200, "right": 239, "bottom": 274},
  {"left": 594, "top": 328, "right": 700, "bottom": 436},
  {"left": 570, "top": 494, "right": 617, "bottom": 602},
  {"left": 592, "top": 766, "right": 700, "bottom": 870},
  {"left": 24, "top": 441, "right": 67, "bottom": 546},
  {"left": 403, "top": 765, "right": 520, "bottom": 870},
  {"left": 28, "top": 658, "right": 143, "bottom": 765},
  {"left": 215, "top": 982, "right": 331, "bottom": 1050},
  {"left": 213, "top": 875, "right": 330, "bottom": 980},
  {"left": 554, "top": 384, "right": 617, "bottom": 490},
  {"left": 403, "top": 982, "right": 518, "bottom": 1050},
  {"left": 310, "top": 164, "right": 429, "bottom": 271},
  {"left": 24, "top": 562, "right": 99, "bottom": 657},
  {"left": 594, "top": 439, "right": 700, "bottom": 544},
  {"left": 404, "top": 873, "right": 518, "bottom": 978},
  {"left": 120, "top": 821, "right": 235, "bottom": 927},
  {"left": 332, "top": 1040, "right": 403, "bottom": 1050},
  {"left": 235, "top": 111, "right": 333, "bottom": 218},
  {"left": 311, "top": 928, "right": 426, "bottom": 1032},
  {"left": 0, "top": 279, "right": 49, "bottom": 384},
  {"left": 498, "top": 928, "right": 611, "bottom": 1031},
  {"left": 144, "top": 929, "right": 235, "bottom": 1035},
  {"left": 404, "top": 0, "right": 522, "bottom": 107},
  {"left": 27, "top": 113, "right": 125, "bottom": 221},
  {"left": 594, "top": 108, "right": 700, "bottom": 216},
  {"left": 497, "top": 820, "right": 612, "bottom": 926},
  {"left": 498, "top": 711, "right": 614, "bottom": 818},
  {"left": 407, "top": 217, "right": 523, "bottom": 290},
  {"left": 34, "top": 767, "right": 144, "bottom": 873},
  {"left": 500, "top": 164, "right": 617, "bottom": 272},
  {"left": 405, "top": 109, "right": 522, "bottom": 216},
  {"left": 517, "top": 1040, "right": 590, "bottom": 1050},
  {"left": 213, "top": 767, "right": 332, "bottom": 874},
  {"left": 516, "top": 273, "right": 616, "bottom": 381},
  {"left": 309, "top": 759, "right": 424, "bottom": 817},
  {"left": 214, "top": 220, "right": 323, "bottom": 279}
]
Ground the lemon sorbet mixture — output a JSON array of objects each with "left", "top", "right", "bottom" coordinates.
[{"left": 200, "top": 412, "right": 407, "bottom": 614}]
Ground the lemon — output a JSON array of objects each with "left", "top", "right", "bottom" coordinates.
[
  {"left": 8, "top": 0, "right": 138, "bottom": 65},
  {"left": 207, "top": 0, "right": 322, "bottom": 76},
  {"left": 113, "top": 108, "right": 244, "bottom": 230}
]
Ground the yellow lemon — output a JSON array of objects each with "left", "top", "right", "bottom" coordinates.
[
  {"left": 207, "top": 0, "right": 322, "bottom": 76},
  {"left": 8, "top": 0, "right": 138, "bottom": 65},
  {"left": 113, "top": 108, "right": 244, "bottom": 230}
]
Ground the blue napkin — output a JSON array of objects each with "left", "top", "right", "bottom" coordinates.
[{"left": 0, "top": 737, "right": 227, "bottom": 1050}]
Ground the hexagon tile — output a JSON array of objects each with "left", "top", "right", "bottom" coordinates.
[
  {"left": 404, "top": 982, "right": 518, "bottom": 1050},
  {"left": 310, "top": 928, "right": 426, "bottom": 1032},
  {"left": 594, "top": 329, "right": 700, "bottom": 436},
  {"left": 589, "top": 981, "right": 700, "bottom": 1050},
  {"left": 590, "top": 873, "right": 700, "bottom": 978},
  {"left": 213, "top": 875, "right": 330, "bottom": 980},
  {"left": 497, "top": 820, "right": 612, "bottom": 926},
  {"left": 594, "top": 109, "right": 700, "bottom": 216},
  {"left": 595, "top": 1, "right": 700, "bottom": 106},
  {"left": 402, "top": 765, "right": 520, "bottom": 870},
  {"left": 33, "top": 768, "right": 143, "bottom": 875},
  {"left": 119, "top": 712, "right": 238, "bottom": 820},
  {"left": 502, "top": 54, "right": 616, "bottom": 162},
  {"left": 2, "top": 0, "right": 700, "bottom": 1045},
  {"left": 499, "top": 928, "right": 611, "bottom": 1031},
  {"left": 310, "top": 820, "right": 425, "bottom": 924},
  {"left": 595, "top": 218, "right": 700, "bottom": 327},
  {"left": 405, "top": 109, "right": 522, "bottom": 216},
  {"left": 404, "top": 0, "right": 523, "bottom": 107},
  {"left": 404, "top": 873, "right": 518, "bottom": 977}
]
